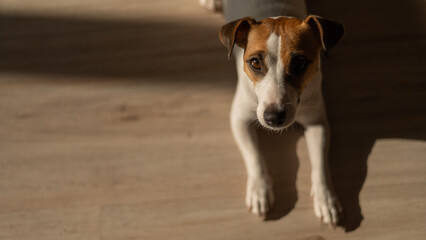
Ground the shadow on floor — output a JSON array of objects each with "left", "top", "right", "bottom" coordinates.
[
  {"left": 0, "top": 13, "right": 231, "bottom": 83},
  {"left": 309, "top": 0, "right": 426, "bottom": 232}
]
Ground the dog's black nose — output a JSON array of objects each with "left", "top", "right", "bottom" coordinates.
[{"left": 263, "top": 110, "right": 286, "bottom": 127}]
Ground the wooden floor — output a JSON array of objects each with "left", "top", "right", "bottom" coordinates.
[{"left": 1, "top": 0, "right": 425, "bottom": 239}]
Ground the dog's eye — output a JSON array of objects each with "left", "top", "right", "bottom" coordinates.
[
  {"left": 249, "top": 58, "right": 262, "bottom": 70},
  {"left": 290, "top": 56, "right": 308, "bottom": 75}
]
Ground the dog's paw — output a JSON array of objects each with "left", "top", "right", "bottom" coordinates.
[
  {"left": 311, "top": 184, "right": 342, "bottom": 226},
  {"left": 246, "top": 176, "right": 274, "bottom": 217}
]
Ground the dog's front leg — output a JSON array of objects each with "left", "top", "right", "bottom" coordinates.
[
  {"left": 230, "top": 88, "right": 274, "bottom": 217},
  {"left": 304, "top": 119, "right": 341, "bottom": 226}
]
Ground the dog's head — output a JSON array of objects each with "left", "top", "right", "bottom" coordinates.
[{"left": 220, "top": 16, "right": 344, "bottom": 130}]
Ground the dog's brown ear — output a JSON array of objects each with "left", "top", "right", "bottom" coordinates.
[
  {"left": 305, "top": 15, "right": 344, "bottom": 51},
  {"left": 219, "top": 17, "right": 257, "bottom": 60}
]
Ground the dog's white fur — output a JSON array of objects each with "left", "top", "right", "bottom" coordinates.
[{"left": 203, "top": 0, "right": 342, "bottom": 225}]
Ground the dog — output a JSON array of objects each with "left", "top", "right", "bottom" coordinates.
[{"left": 202, "top": 0, "right": 344, "bottom": 226}]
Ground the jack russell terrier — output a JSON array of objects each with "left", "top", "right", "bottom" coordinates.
[{"left": 201, "top": 0, "right": 344, "bottom": 226}]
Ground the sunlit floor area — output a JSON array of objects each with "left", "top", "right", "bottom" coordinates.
[{"left": 1, "top": 0, "right": 425, "bottom": 239}]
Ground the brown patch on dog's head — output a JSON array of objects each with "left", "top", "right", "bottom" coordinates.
[
  {"left": 264, "top": 17, "right": 323, "bottom": 93},
  {"left": 219, "top": 15, "right": 344, "bottom": 92},
  {"left": 242, "top": 23, "right": 271, "bottom": 84}
]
